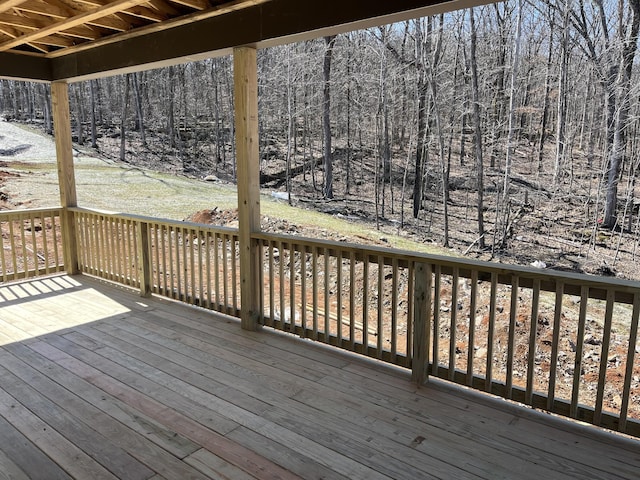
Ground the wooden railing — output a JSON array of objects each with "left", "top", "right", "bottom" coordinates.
[
  {"left": 4, "top": 206, "right": 637, "bottom": 437},
  {"left": 0, "top": 207, "right": 64, "bottom": 282},
  {"left": 72, "top": 208, "right": 240, "bottom": 316},
  {"left": 254, "top": 231, "right": 640, "bottom": 437}
]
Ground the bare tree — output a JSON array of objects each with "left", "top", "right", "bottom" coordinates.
[
  {"left": 323, "top": 35, "right": 337, "bottom": 199},
  {"left": 469, "top": 7, "right": 486, "bottom": 249}
]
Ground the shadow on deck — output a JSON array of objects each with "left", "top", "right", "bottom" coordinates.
[{"left": 0, "top": 275, "right": 638, "bottom": 480}]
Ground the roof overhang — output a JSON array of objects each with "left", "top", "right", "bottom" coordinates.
[{"left": 0, "top": 0, "right": 491, "bottom": 83}]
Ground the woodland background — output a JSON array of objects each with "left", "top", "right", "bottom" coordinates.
[{"left": 2, "top": 0, "right": 640, "bottom": 279}]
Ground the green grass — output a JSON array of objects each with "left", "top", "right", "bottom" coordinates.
[
  {"left": 5, "top": 150, "right": 443, "bottom": 255},
  {"left": 261, "top": 199, "right": 442, "bottom": 254}
]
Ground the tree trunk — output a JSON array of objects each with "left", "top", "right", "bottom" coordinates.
[
  {"left": 132, "top": 72, "right": 146, "bottom": 146},
  {"left": 537, "top": 4, "right": 554, "bottom": 172},
  {"left": 413, "top": 20, "right": 428, "bottom": 219},
  {"left": 323, "top": 35, "right": 337, "bottom": 199},
  {"left": 603, "top": 0, "right": 640, "bottom": 228},
  {"left": 554, "top": 0, "right": 570, "bottom": 183},
  {"left": 503, "top": 0, "right": 523, "bottom": 201},
  {"left": 120, "top": 74, "right": 130, "bottom": 162},
  {"left": 74, "top": 85, "right": 84, "bottom": 146},
  {"left": 167, "top": 67, "right": 177, "bottom": 149},
  {"left": 469, "top": 8, "right": 486, "bottom": 249},
  {"left": 90, "top": 80, "right": 98, "bottom": 149}
]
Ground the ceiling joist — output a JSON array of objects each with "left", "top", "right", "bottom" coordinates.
[
  {"left": 0, "top": 0, "right": 149, "bottom": 52},
  {"left": 0, "top": 0, "right": 492, "bottom": 82}
]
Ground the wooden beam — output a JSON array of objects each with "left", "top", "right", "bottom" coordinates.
[
  {"left": 0, "top": 0, "right": 29, "bottom": 15},
  {"left": 51, "top": 81, "right": 79, "bottom": 274},
  {"left": 234, "top": 46, "right": 261, "bottom": 331},
  {"left": 43, "top": 0, "right": 491, "bottom": 82},
  {"left": 0, "top": 51, "right": 51, "bottom": 81},
  {"left": 0, "top": 0, "right": 149, "bottom": 52},
  {"left": 169, "top": 0, "right": 210, "bottom": 10}
]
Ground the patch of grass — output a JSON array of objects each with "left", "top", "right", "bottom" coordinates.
[
  {"left": 261, "top": 199, "right": 444, "bottom": 255},
  {"left": 5, "top": 145, "right": 443, "bottom": 255}
]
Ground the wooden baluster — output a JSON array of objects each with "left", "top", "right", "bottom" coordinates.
[
  {"left": 232, "top": 234, "right": 239, "bottom": 312},
  {"left": 406, "top": 261, "right": 414, "bottom": 369},
  {"left": 1, "top": 219, "right": 7, "bottom": 282},
  {"left": 267, "top": 241, "right": 275, "bottom": 325},
  {"left": 136, "top": 221, "right": 151, "bottom": 297},
  {"left": 485, "top": 273, "right": 497, "bottom": 393},
  {"left": 29, "top": 214, "right": 38, "bottom": 276},
  {"left": 466, "top": 270, "right": 478, "bottom": 387},
  {"left": 620, "top": 294, "right": 640, "bottom": 433},
  {"left": 526, "top": 278, "right": 541, "bottom": 405},
  {"left": 362, "top": 256, "right": 369, "bottom": 354},
  {"left": 432, "top": 264, "right": 441, "bottom": 377},
  {"left": 349, "top": 251, "right": 356, "bottom": 350},
  {"left": 594, "top": 289, "right": 615, "bottom": 426},
  {"left": 290, "top": 243, "right": 297, "bottom": 333},
  {"left": 152, "top": 224, "right": 160, "bottom": 294},
  {"left": 301, "top": 247, "right": 307, "bottom": 336},
  {"left": 160, "top": 225, "right": 168, "bottom": 296},
  {"left": 336, "top": 250, "right": 343, "bottom": 345},
  {"left": 377, "top": 255, "right": 384, "bottom": 359},
  {"left": 506, "top": 275, "right": 519, "bottom": 399},
  {"left": 391, "top": 257, "right": 399, "bottom": 362},
  {"left": 205, "top": 231, "right": 212, "bottom": 309},
  {"left": 547, "top": 281, "right": 564, "bottom": 412},
  {"left": 52, "top": 212, "right": 61, "bottom": 271},
  {"left": 312, "top": 246, "right": 319, "bottom": 340},
  {"left": 222, "top": 233, "right": 229, "bottom": 310},
  {"left": 449, "top": 267, "right": 459, "bottom": 381},
  {"left": 324, "top": 249, "right": 330, "bottom": 341},
  {"left": 571, "top": 286, "right": 589, "bottom": 419},
  {"left": 20, "top": 213, "right": 28, "bottom": 277}
]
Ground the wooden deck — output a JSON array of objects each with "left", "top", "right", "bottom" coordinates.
[{"left": 0, "top": 276, "right": 638, "bottom": 480}]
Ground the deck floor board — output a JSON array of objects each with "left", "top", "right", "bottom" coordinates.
[{"left": 0, "top": 275, "right": 638, "bottom": 480}]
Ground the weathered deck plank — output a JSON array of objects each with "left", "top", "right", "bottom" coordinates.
[{"left": 0, "top": 275, "right": 638, "bottom": 480}]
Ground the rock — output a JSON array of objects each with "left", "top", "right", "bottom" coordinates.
[
  {"left": 204, "top": 174, "right": 219, "bottom": 182},
  {"left": 271, "top": 191, "right": 289, "bottom": 200},
  {"left": 475, "top": 347, "right": 487, "bottom": 358},
  {"left": 584, "top": 335, "right": 601, "bottom": 346}
]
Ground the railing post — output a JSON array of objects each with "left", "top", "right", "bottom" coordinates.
[
  {"left": 51, "top": 82, "right": 79, "bottom": 274},
  {"left": 412, "top": 262, "right": 432, "bottom": 385},
  {"left": 136, "top": 221, "right": 151, "bottom": 298},
  {"left": 234, "top": 46, "right": 261, "bottom": 331}
]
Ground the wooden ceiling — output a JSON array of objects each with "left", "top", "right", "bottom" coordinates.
[
  {"left": 0, "top": 0, "right": 489, "bottom": 82},
  {"left": 0, "top": 0, "right": 262, "bottom": 56}
]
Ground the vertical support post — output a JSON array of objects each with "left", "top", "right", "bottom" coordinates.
[
  {"left": 136, "top": 221, "right": 151, "bottom": 297},
  {"left": 412, "top": 262, "right": 432, "bottom": 385},
  {"left": 234, "top": 46, "right": 261, "bottom": 331},
  {"left": 51, "top": 81, "right": 79, "bottom": 274}
]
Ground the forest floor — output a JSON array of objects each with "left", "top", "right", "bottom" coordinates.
[
  {"left": 1, "top": 120, "right": 638, "bottom": 423},
  {"left": 92, "top": 127, "right": 640, "bottom": 281}
]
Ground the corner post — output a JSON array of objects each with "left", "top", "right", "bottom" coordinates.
[
  {"left": 51, "top": 81, "right": 79, "bottom": 274},
  {"left": 234, "top": 46, "right": 261, "bottom": 330},
  {"left": 412, "top": 262, "right": 432, "bottom": 385}
]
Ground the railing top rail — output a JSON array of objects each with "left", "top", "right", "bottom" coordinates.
[
  {"left": 0, "top": 206, "right": 63, "bottom": 217},
  {"left": 253, "top": 230, "right": 640, "bottom": 298},
  {"left": 69, "top": 207, "right": 240, "bottom": 236}
]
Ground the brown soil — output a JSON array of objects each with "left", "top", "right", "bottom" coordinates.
[{"left": 186, "top": 207, "right": 640, "bottom": 423}]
